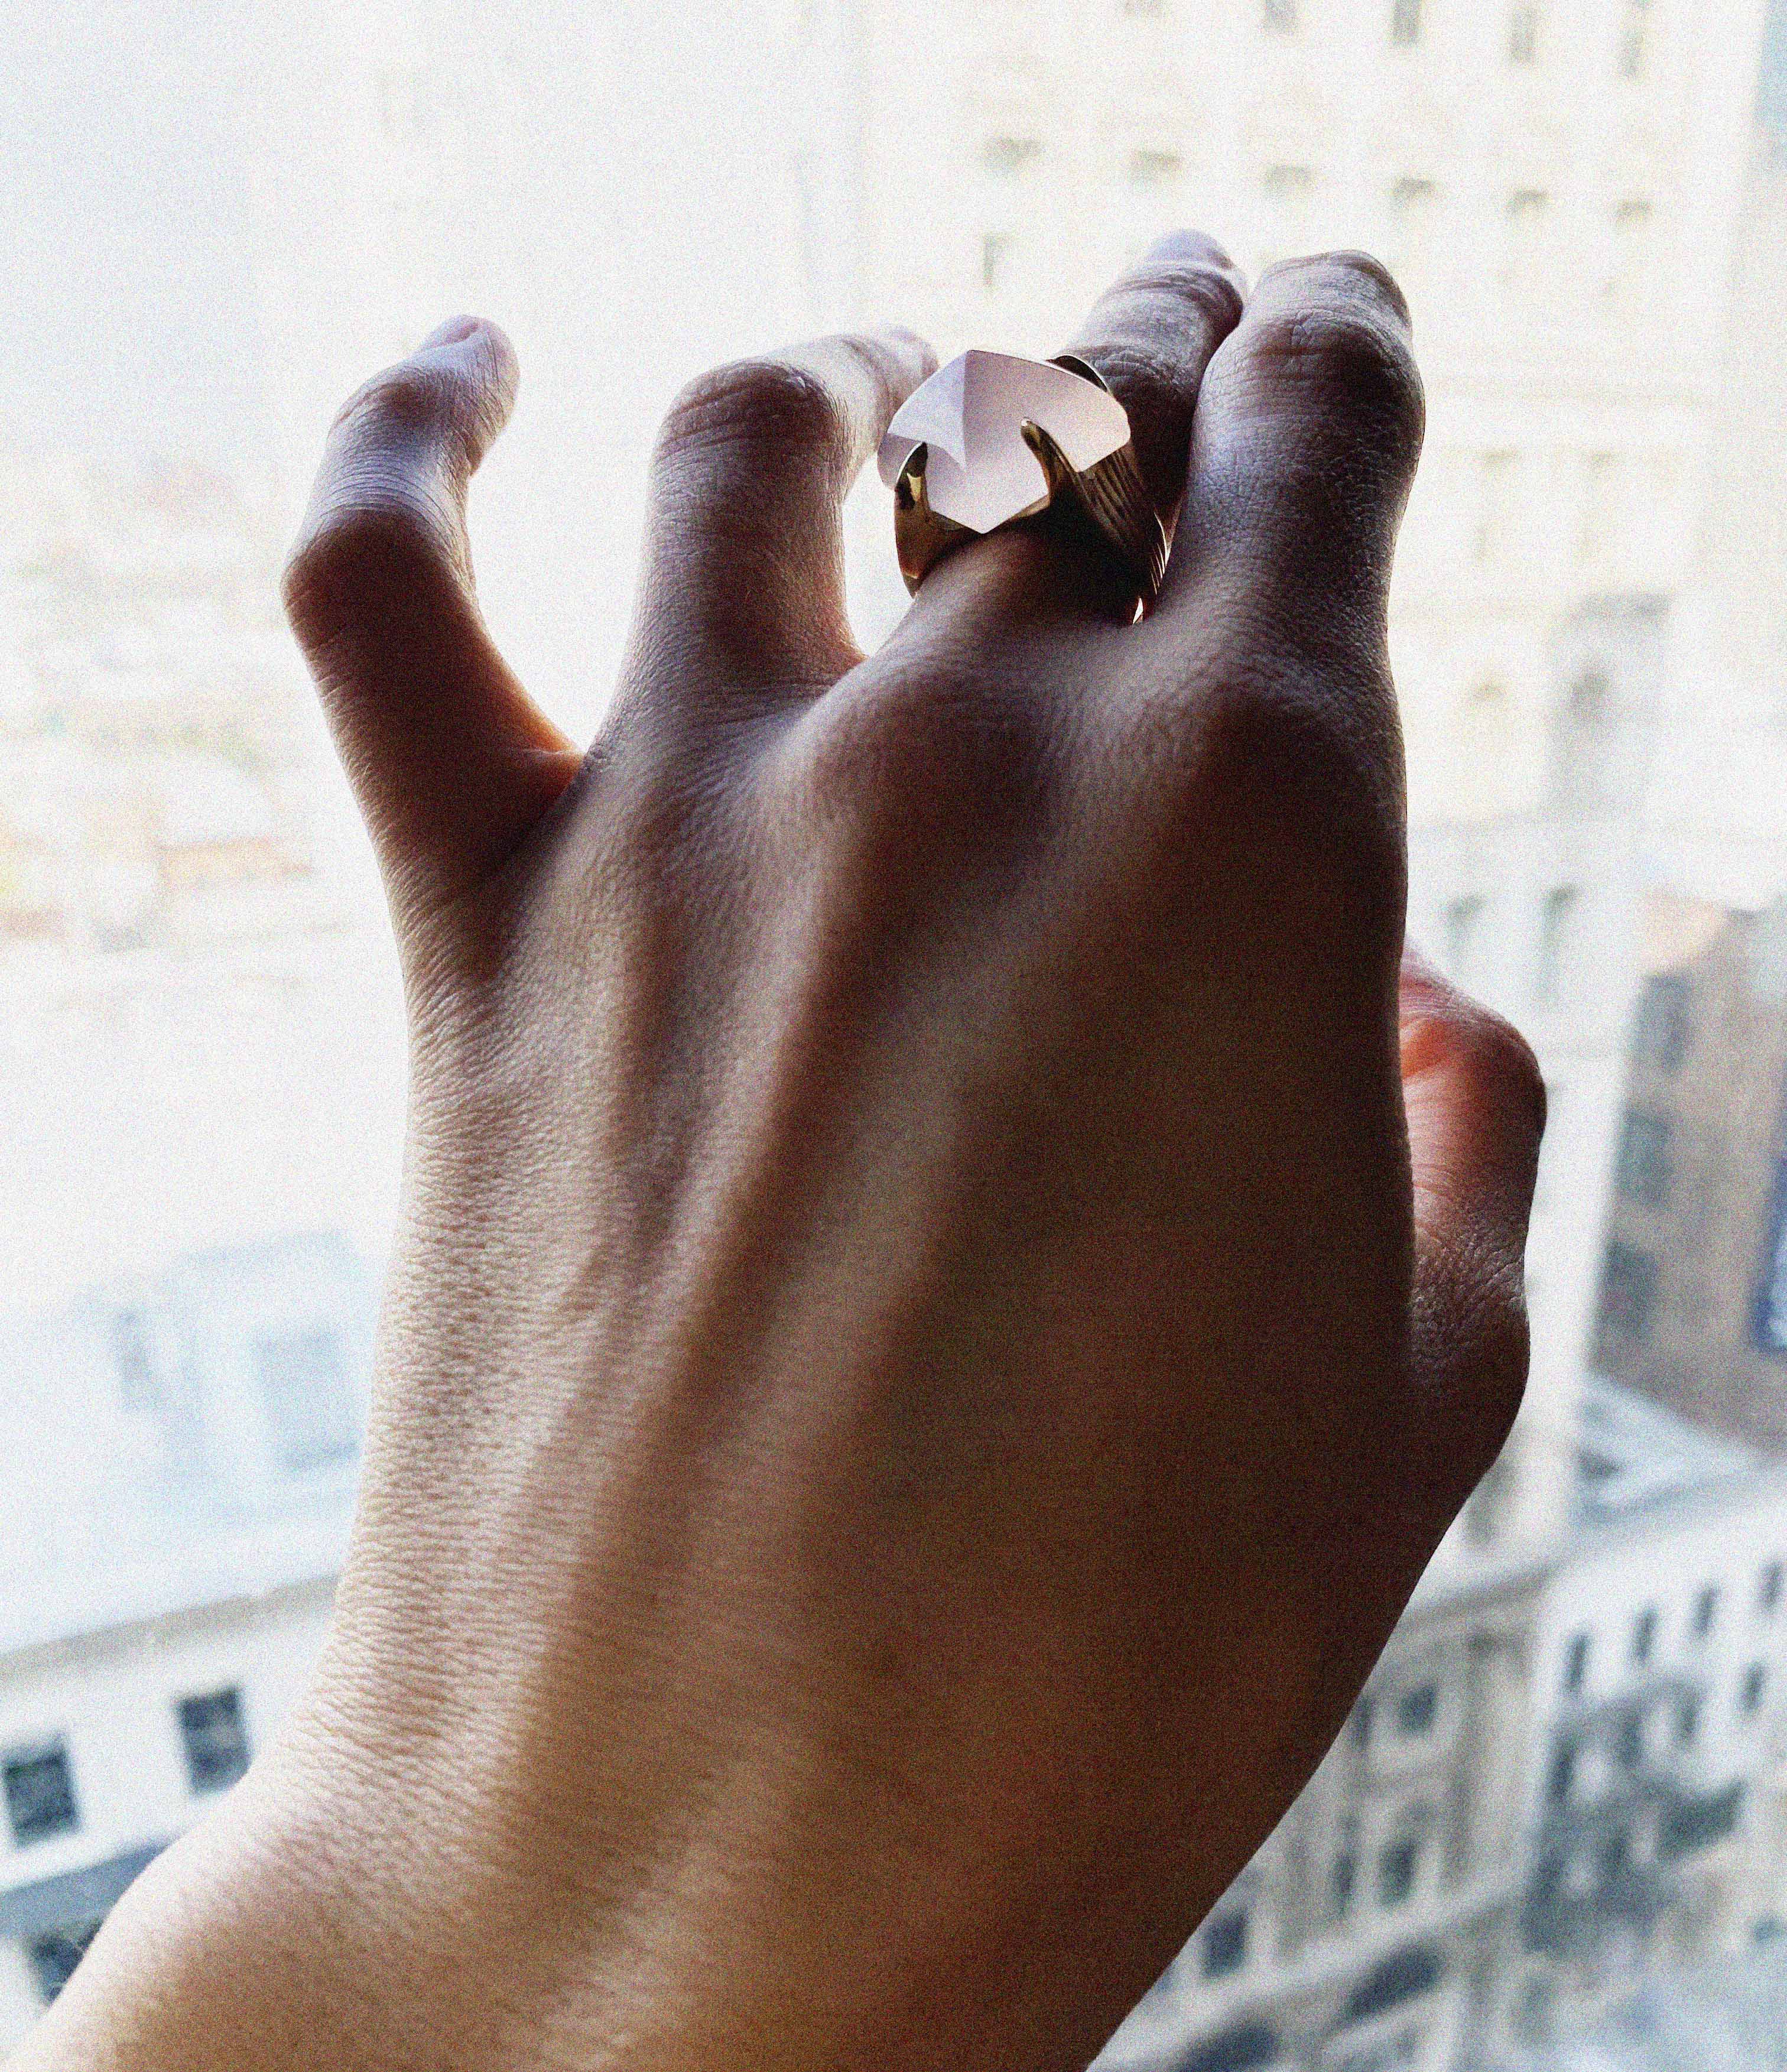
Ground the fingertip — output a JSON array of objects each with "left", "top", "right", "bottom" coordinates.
[
  {"left": 861, "top": 323, "right": 940, "bottom": 401},
  {"left": 1143, "top": 228, "right": 1247, "bottom": 294},
  {"left": 418, "top": 315, "right": 519, "bottom": 410}
]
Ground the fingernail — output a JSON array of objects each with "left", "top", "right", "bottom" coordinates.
[
  {"left": 1143, "top": 229, "right": 1241, "bottom": 277},
  {"left": 421, "top": 315, "right": 486, "bottom": 350}
]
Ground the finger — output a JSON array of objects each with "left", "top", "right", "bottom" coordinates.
[
  {"left": 910, "top": 231, "right": 1246, "bottom": 629},
  {"left": 283, "top": 317, "right": 580, "bottom": 920},
  {"left": 635, "top": 327, "right": 936, "bottom": 697},
  {"left": 1167, "top": 252, "right": 1424, "bottom": 659},
  {"left": 1400, "top": 947, "right": 1546, "bottom": 1488}
]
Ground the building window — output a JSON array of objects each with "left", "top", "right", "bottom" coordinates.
[
  {"left": 1569, "top": 665, "right": 1611, "bottom": 725},
  {"left": 1743, "top": 1665, "right": 1769, "bottom": 1716},
  {"left": 26, "top": 1922, "right": 101, "bottom": 2006},
  {"left": 1203, "top": 1909, "right": 1249, "bottom": 1977},
  {"left": 177, "top": 1688, "right": 251, "bottom": 1794},
  {"left": 1762, "top": 1562, "right": 1783, "bottom": 1614},
  {"left": 982, "top": 137, "right": 1042, "bottom": 177},
  {"left": 982, "top": 232, "right": 1016, "bottom": 293},
  {"left": 110, "top": 1308, "right": 158, "bottom": 1411},
  {"left": 1386, "top": 176, "right": 1439, "bottom": 278},
  {"left": 1509, "top": 2, "right": 1541, "bottom": 61},
  {"left": 1443, "top": 895, "right": 1485, "bottom": 983},
  {"left": 1609, "top": 197, "right": 1655, "bottom": 301},
  {"left": 1694, "top": 1586, "right": 1720, "bottom": 1641},
  {"left": 1634, "top": 973, "right": 1691, "bottom": 1074},
  {"left": 1475, "top": 450, "right": 1518, "bottom": 560},
  {"left": 257, "top": 1327, "right": 356, "bottom": 1475},
  {"left": 1503, "top": 189, "right": 1550, "bottom": 290},
  {"left": 1332, "top": 1849, "right": 1358, "bottom": 1920},
  {"left": 1378, "top": 1835, "right": 1421, "bottom": 1907},
  {"left": 1396, "top": 1682, "right": 1439, "bottom": 1736},
  {"left": 1390, "top": 0, "right": 1422, "bottom": 44},
  {"left": 1678, "top": 1694, "right": 1701, "bottom": 1748},
  {"left": 1616, "top": 1710, "right": 1643, "bottom": 1769},
  {"left": 4, "top": 1742, "right": 79, "bottom": 1845},
  {"left": 1549, "top": 1741, "right": 1577, "bottom": 1805},
  {"left": 1535, "top": 886, "right": 1580, "bottom": 1007},
  {"left": 1633, "top": 1606, "right": 1659, "bottom": 1664},
  {"left": 1600, "top": 1829, "right": 1631, "bottom": 1881},
  {"left": 1617, "top": 0, "right": 1652, "bottom": 77},
  {"left": 1128, "top": 147, "right": 1183, "bottom": 188},
  {"left": 1564, "top": 1631, "right": 1590, "bottom": 1694},
  {"left": 1262, "top": 163, "right": 1315, "bottom": 209},
  {"left": 1599, "top": 1242, "right": 1659, "bottom": 1347},
  {"left": 1580, "top": 451, "right": 1622, "bottom": 563},
  {"left": 1263, "top": 0, "right": 1298, "bottom": 31},
  {"left": 1615, "top": 1110, "right": 1672, "bottom": 1209}
]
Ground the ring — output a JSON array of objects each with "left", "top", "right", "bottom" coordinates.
[{"left": 878, "top": 349, "right": 1167, "bottom": 609}]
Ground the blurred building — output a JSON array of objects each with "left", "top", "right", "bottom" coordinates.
[
  {"left": 1594, "top": 896, "right": 1787, "bottom": 1454},
  {"left": 0, "top": 452, "right": 355, "bottom": 970},
  {"left": 0, "top": 1234, "right": 368, "bottom": 2044},
  {"left": 1504, "top": 1382, "right": 1787, "bottom": 2051},
  {"left": 1103, "top": 1542, "right": 1548, "bottom": 2072}
]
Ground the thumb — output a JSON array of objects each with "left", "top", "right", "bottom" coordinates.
[{"left": 1399, "top": 947, "right": 1548, "bottom": 1503}]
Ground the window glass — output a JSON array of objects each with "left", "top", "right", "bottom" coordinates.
[
  {"left": 4, "top": 1745, "right": 79, "bottom": 1846},
  {"left": 8, "top": 7, "right": 1787, "bottom": 2063},
  {"left": 1202, "top": 1909, "right": 1249, "bottom": 1977},
  {"left": 178, "top": 1688, "right": 251, "bottom": 1793}
]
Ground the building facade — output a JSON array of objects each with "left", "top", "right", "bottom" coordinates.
[
  {"left": 1594, "top": 896, "right": 1787, "bottom": 1454},
  {"left": 1101, "top": 1544, "right": 1547, "bottom": 2072},
  {"left": 0, "top": 1235, "right": 367, "bottom": 2047},
  {"left": 1505, "top": 1382, "right": 1787, "bottom": 2051}
]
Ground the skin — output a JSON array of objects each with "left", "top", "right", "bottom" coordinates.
[{"left": 11, "top": 232, "right": 1544, "bottom": 2072}]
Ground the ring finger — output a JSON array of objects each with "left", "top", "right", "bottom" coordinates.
[{"left": 902, "top": 229, "right": 1247, "bottom": 632}]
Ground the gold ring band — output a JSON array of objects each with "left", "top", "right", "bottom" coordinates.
[{"left": 888, "top": 354, "right": 1166, "bottom": 609}]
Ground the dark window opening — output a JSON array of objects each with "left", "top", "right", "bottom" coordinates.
[
  {"left": 1598, "top": 1243, "right": 1660, "bottom": 1352},
  {"left": 1634, "top": 973, "right": 1692, "bottom": 1074},
  {"left": 1379, "top": 1836, "right": 1421, "bottom": 1907},
  {"left": 1396, "top": 1681, "right": 1439, "bottom": 1736},
  {"left": 1549, "top": 1740, "right": 1577, "bottom": 1806},
  {"left": 5, "top": 1743, "right": 79, "bottom": 1844},
  {"left": 1616, "top": 1110, "right": 1673, "bottom": 1208},
  {"left": 178, "top": 1687, "right": 251, "bottom": 1793},
  {"left": 27, "top": 1921, "right": 101, "bottom": 2005},
  {"left": 1633, "top": 1607, "right": 1658, "bottom": 1663},
  {"left": 1346, "top": 1943, "right": 1443, "bottom": 2023},
  {"left": 1203, "top": 1909, "right": 1249, "bottom": 1978}
]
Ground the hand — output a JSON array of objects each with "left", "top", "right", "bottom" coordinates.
[{"left": 20, "top": 237, "right": 1543, "bottom": 2072}]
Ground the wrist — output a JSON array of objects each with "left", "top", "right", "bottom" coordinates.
[{"left": 7, "top": 1739, "right": 571, "bottom": 2072}]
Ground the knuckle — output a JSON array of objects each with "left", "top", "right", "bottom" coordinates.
[
  {"left": 1237, "top": 280, "right": 1424, "bottom": 461},
  {"left": 281, "top": 484, "right": 456, "bottom": 639},
  {"left": 658, "top": 357, "right": 844, "bottom": 473},
  {"left": 1187, "top": 665, "right": 1405, "bottom": 895},
  {"left": 1412, "top": 990, "right": 1548, "bottom": 1142},
  {"left": 1464, "top": 1006, "right": 1547, "bottom": 1123},
  {"left": 798, "top": 660, "right": 1047, "bottom": 834},
  {"left": 1455, "top": 1271, "right": 1532, "bottom": 1460},
  {"left": 1098, "top": 255, "right": 1246, "bottom": 345},
  {"left": 336, "top": 362, "right": 457, "bottom": 443}
]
